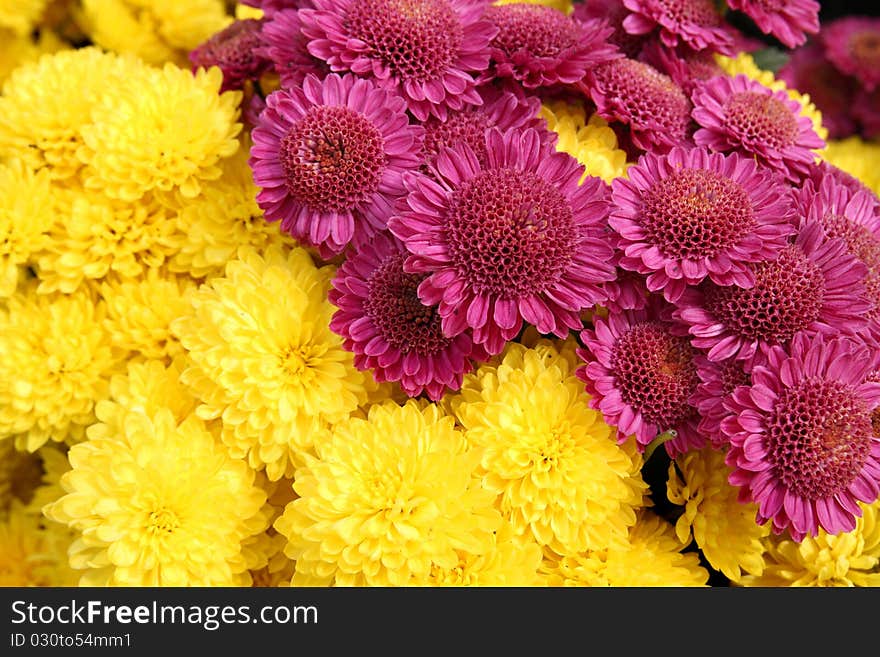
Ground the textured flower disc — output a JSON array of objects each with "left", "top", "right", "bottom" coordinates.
[{"left": 189, "top": 17, "right": 269, "bottom": 91}]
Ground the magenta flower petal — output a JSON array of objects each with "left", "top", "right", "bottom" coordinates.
[
  {"left": 190, "top": 18, "right": 270, "bottom": 92},
  {"left": 621, "top": 0, "right": 739, "bottom": 55},
  {"left": 726, "top": 0, "right": 819, "bottom": 49},
  {"left": 257, "top": 9, "right": 330, "bottom": 89}
]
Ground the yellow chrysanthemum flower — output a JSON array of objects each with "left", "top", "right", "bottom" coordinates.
[
  {"left": 822, "top": 137, "right": 880, "bottom": 198},
  {"left": 0, "top": 159, "right": 54, "bottom": 297},
  {"left": 77, "top": 64, "right": 242, "bottom": 202},
  {"left": 275, "top": 400, "right": 502, "bottom": 586},
  {"left": 44, "top": 407, "right": 268, "bottom": 586},
  {"left": 493, "top": 0, "right": 572, "bottom": 14},
  {"left": 667, "top": 446, "right": 768, "bottom": 582},
  {"left": 100, "top": 269, "right": 197, "bottom": 362},
  {"left": 0, "top": 28, "right": 66, "bottom": 86},
  {"left": 0, "top": 0, "right": 50, "bottom": 36},
  {"left": 541, "top": 511, "right": 710, "bottom": 586},
  {"left": 540, "top": 100, "right": 631, "bottom": 184},
  {"left": 425, "top": 521, "right": 545, "bottom": 586},
  {"left": 0, "top": 47, "right": 141, "bottom": 180},
  {"left": 76, "top": 0, "right": 231, "bottom": 67},
  {"left": 0, "top": 501, "right": 79, "bottom": 586},
  {"left": 450, "top": 341, "right": 647, "bottom": 555},
  {"left": 235, "top": 2, "right": 262, "bottom": 19},
  {"left": 0, "top": 440, "right": 43, "bottom": 513},
  {"left": 171, "top": 244, "right": 369, "bottom": 481},
  {"left": 715, "top": 52, "right": 828, "bottom": 144},
  {"left": 36, "top": 189, "right": 183, "bottom": 294},
  {"left": 737, "top": 500, "right": 880, "bottom": 587},
  {"left": 170, "top": 138, "right": 298, "bottom": 279},
  {"left": 0, "top": 284, "right": 124, "bottom": 452}
]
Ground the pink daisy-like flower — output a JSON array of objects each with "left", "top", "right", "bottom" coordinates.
[
  {"left": 299, "top": 0, "right": 497, "bottom": 121},
  {"left": 249, "top": 73, "right": 424, "bottom": 259},
  {"left": 690, "top": 355, "right": 752, "bottom": 448},
  {"left": 822, "top": 16, "right": 880, "bottom": 92},
  {"left": 674, "top": 221, "right": 872, "bottom": 365},
  {"left": 637, "top": 41, "right": 723, "bottom": 97},
  {"left": 721, "top": 331, "right": 880, "bottom": 541},
  {"left": 329, "top": 231, "right": 485, "bottom": 400},
  {"left": 257, "top": 9, "right": 330, "bottom": 89},
  {"left": 388, "top": 127, "right": 615, "bottom": 356},
  {"left": 610, "top": 145, "right": 796, "bottom": 304},
  {"left": 481, "top": 4, "right": 620, "bottom": 89},
  {"left": 777, "top": 41, "right": 859, "bottom": 140},
  {"left": 725, "top": 0, "right": 819, "bottom": 49},
  {"left": 806, "top": 161, "right": 880, "bottom": 217},
  {"left": 621, "top": 0, "right": 738, "bottom": 55},
  {"left": 419, "top": 84, "right": 546, "bottom": 175},
  {"left": 574, "top": 0, "right": 647, "bottom": 58},
  {"left": 798, "top": 173, "right": 880, "bottom": 342},
  {"left": 576, "top": 305, "right": 703, "bottom": 455},
  {"left": 190, "top": 19, "right": 270, "bottom": 92},
  {"left": 691, "top": 74, "right": 826, "bottom": 183},
  {"left": 580, "top": 57, "right": 693, "bottom": 153}
]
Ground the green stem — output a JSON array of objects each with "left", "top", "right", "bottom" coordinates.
[{"left": 644, "top": 430, "right": 676, "bottom": 463}]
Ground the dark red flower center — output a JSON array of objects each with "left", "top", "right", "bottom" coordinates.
[
  {"left": 486, "top": 4, "right": 580, "bottom": 58},
  {"left": 280, "top": 105, "right": 386, "bottom": 212},
  {"left": 655, "top": 0, "right": 723, "bottom": 27},
  {"left": 640, "top": 167, "right": 755, "bottom": 260},
  {"left": 851, "top": 31, "right": 880, "bottom": 67},
  {"left": 345, "top": 0, "right": 463, "bottom": 82},
  {"left": 421, "top": 109, "right": 492, "bottom": 170},
  {"left": 767, "top": 377, "right": 872, "bottom": 499},
  {"left": 703, "top": 245, "right": 826, "bottom": 343},
  {"left": 364, "top": 252, "right": 450, "bottom": 355},
  {"left": 610, "top": 320, "right": 699, "bottom": 430},
  {"left": 724, "top": 92, "right": 800, "bottom": 150},
  {"left": 445, "top": 168, "right": 576, "bottom": 298}
]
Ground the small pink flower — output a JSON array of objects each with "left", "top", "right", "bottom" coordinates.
[
  {"left": 482, "top": 3, "right": 621, "bottom": 89},
  {"left": 189, "top": 18, "right": 270, "bottom": 92},
  {"left": 673, "top": 222, "right": 872, "bottom": 365},
  {"left": 300, "top": 0, "right": 498, "bottom": 120},
  {"left": 329, "top": 232, "right": 486, "bottom": 400},
  {"left": 388, "top": 127, "right": 615, "bottom": 356},
  {"left": 637, "top": 40, "right": 724, "bottom": 97},
  {"left": 692, "top": 74, "right": 826, "bottom": 182},
  {"left": 690, "top": 355, "right": 752, "bottom": 448},
  {"left": 726, "top": 0, "right": 820, "bottom": 49},
  {"left": 621, "top": 0, "right": 739, "bottom": 55},
  {"left": 610, "top": 145, "right": 795, "bottom": 303},
  {"left": 249, "top": 73, "right": 423, "bottom": 258},
  {"left": 577, "top": 304, "right": 703, "bottom": 455},
  {"left": 822, "top": 16, "right": 880, "bottom": 92},
  {"left": 721, "top": 331, "right": 880, "bottom": 541}
]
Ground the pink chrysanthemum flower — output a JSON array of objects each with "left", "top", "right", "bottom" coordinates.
[
  {"left": 822, "top": 16, "right": 880, "bottom": 92},
  {"left": 299, "top": 0, "right": 497, "bottom": 121},
  {"left": 806, "top": 161, "right": 880, "bottom": 217},
  {"left": 609, "top": 145, "right": 796, "bottom": 304},
  {"left": 725, "top": 0, "right": 819, "bottom": 49},
  {"left": 690, "top": 355, "right": 752, "bottom": 448},
  {"left": 574, "top": 0, "right": 646, "bottom": 58},
  {"left": 621, "top": 0, "right": 738, "bottom": 55},
  {"left": 721, "top": 332, "right": 880, "bottom": 541},
  {"left": 257, "top": 9, "right": 330, "bottom": 89},
  {"left": 692, "top": 74, "right": 826, "bottom": 183},
  {"left": 777, "top": 41, "right": 859, "bottom": 140},
  {"left": 388, "top": 127, "right": 615, "bottom": 356},
  {"left": 419, "top": 84, "right": 546, "bottom": 175},
  {"left": 329, "top": 232, "right": 486, "bottom": 400},
  {"left": 190, "top": 19, "right": 271, "bottom": 93},
  {"left": 481, "top": 4, "right": 620, "bottom": 89},
  {"left": 637, "top": 41, "right": 723, "bottom": 97},
  {"left": 581, "top": 57, "right": 693, "bottom": 153},
  {"left": 576, "top": 305, "right": 703, "bottom": 455},
  {"left": 798, "top": 173, "right": 880, "bottom": 342},
  {"left": 249, "top": 73, "right": 423, "bottom": 259},
  {"left": 674, "top": 222, "right": 872, "bottom": 365}
]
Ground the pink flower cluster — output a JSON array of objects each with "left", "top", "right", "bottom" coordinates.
[{"left": 189, "top": 0, "right": 880, "bottom": 543}]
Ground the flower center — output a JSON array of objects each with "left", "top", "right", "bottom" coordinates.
[
  {"left": 487, "top": 4, "right": 581, "bottom": 57},
  {"left": 421, "top": 109, "right": 492, "bottom": 170},
  {"left": 640, "top": 167, "right": 755, "bottom": 260},
  {"left": 725, "top": 92, "right": 800, "bottom": 150},
  {"left": 610, "top": 320, "right": 699, "bottom": 429},
  {"left": 364, "top": 252, "right": 450, "bottom": 355},
  {"left": 703, "top": 245, "right": 825, "bottom": 342},
  {"left": 280, "top": 343, "right": 326, "bottom": 378},
  {"left": 822, "top": 212, "right": 880, "bottom": 320},
  {"left": 656, "top": 0, "right": 723, "bottom": 27},
  {"left": 148, "top": 508, "right": 180, "bottom": 535},
  {"left": 279, "top": 105, "right": 386, "bottom": 213},
  {"left": 445, "top": 168, "right": 576, "bottom": 298},
  {"left": 345, "top": 0, "right": 463, "bottom": 82},
  {"left": 767, "top": 377, "right": 872, "bottom": 499},
  {"left": 851, "top": 31, "right": 880, "bottom": 67}
]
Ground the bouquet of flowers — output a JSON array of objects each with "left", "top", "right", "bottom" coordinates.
[{"left": 2, "top": 0, "right": 880, "bottom": 588}]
